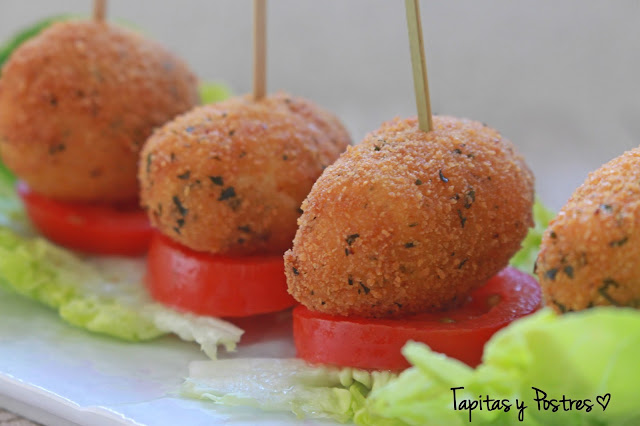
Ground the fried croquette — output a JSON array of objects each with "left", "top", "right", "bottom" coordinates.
[
  {"left": 536, "top": 147, "right": 640, "bottom": 312},
  {"left": 0, "top": 20, "right": 199, "bottom": 203},
  {"left": 139, "top": 92, "right": 351, "bottom": 255},
  {"left": 285, "top": 115, "right": 534, "bottom": 318}
]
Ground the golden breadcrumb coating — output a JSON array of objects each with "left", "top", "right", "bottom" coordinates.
[
  {"left": 536, "top": 147, "right": 640, "bottom": 312},
  {"left": 139, "top": 92, "right": 351, "bottom": 255},
  {"left": 0, "top": 20, "right": 199, "bottom": 202},
  {"left": 285, "top": 115, "right": 534, "bottom": 318}
]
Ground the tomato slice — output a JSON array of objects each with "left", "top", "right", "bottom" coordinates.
[
  {"left": 293, "top": 266, "right": 541, "bottom": 370},
  {"left": 16, "top": 181, "right": 152, "bottom": 256},
  {"left": 146, "top": 232, "right": 296, "bottom": 317}
]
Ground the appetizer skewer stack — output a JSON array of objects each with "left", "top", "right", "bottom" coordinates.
[
  {"left": 140, "top": 0, "right": 351, "bottom": 317},
  {"left": 284, "top": 0, "right": 540, "bottom": 369},
  {"left": 0, "top": 0, "right": 200, "bottom": 255}
]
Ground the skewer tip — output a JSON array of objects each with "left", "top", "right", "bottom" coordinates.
[
  {"left": 405, "top": 0, "right": 433, "bottom": 132},
  {"left": 93, "top": 0, "right": 107, "bottom": 22}
]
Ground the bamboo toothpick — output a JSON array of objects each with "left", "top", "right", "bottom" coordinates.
[
  {"left": 93, "top": 0, "right": 106, "bottom": 22},
  {"left": 253, "top": 0, "right": 267, "bottom": 101},
  {"left": 405, "top": 0, "right": 433, "bottom": 132}
]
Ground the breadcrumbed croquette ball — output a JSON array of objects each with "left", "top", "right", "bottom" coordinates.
[
  {"left": 139, "top": 92, "right": 351, "bottom": 255},
  {"left": 0, "top": 20, "right": 199, "bottom": 203},
  {"left": 285, "top": 116, "right": 534, "bottom": 318},
  {"left": 536, "top": 147, "right": 640, "bottom": 312}
]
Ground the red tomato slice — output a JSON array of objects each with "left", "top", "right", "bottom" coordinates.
[
  {"left": 293, "top": 266, "right": 541, "bottom": 370},
  {"left": 146, "top": 232, "right": 296, "bottom": 317},
  {"left": 16, "top": 181, "right": 152, "bottom": 256}
]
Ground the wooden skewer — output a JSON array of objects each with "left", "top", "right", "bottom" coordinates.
[
  {"left": 253, "top": 0, "right": 267, "bottom": 101},
  {"left": 93, "top": 0, "right": 107, "bottom": 22},
  {"left": 405, "top": 0, "right": 433, "bottom": 132}
]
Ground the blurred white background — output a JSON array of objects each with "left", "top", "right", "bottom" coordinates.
[{"left": 1, "top": 0, "right": 638, "bottom": 211}]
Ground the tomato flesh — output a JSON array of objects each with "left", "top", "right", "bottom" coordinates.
[
  {"left": 17, "top": 181, "right": 152, "bottom": 256},
  {"left": 146, "top": 232, "right": 296, "bottom": 317},
  {"left": 293, "top": 267, "right": 541, "bottom": 370}
]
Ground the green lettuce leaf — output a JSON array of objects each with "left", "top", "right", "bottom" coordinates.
[
  {"left": 199, "top": 81, "right": 232, "bottom": 104},
  {"left": 0, "top": 226, "right": 157, "bottom": 339},
  {"left": 510, "top": 199, "right": 555, "bottom": 275},
  {"left": 361, "top": 308, "right": 640, "bottom": 425},
  {"left": 0, "top": 157, "right": 29, "bottom": 235},
  {"left": 0, "top": 159, "right": 15, "bottom": 185},
  {"left": 0, "top": 226, "right": 243, "bottom": 355},
  {"left": 181, "top": 358, "right": 396, "bottom": 423}
]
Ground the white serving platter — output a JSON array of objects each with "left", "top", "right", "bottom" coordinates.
[{"left": 0, "top": 287, "right": 332, "bottom": 426}]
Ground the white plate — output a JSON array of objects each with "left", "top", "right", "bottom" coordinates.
[{"left": 0, "top": 287, "right": 333, "bottom": 426}]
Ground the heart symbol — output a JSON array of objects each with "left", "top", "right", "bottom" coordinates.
[{"left": 596, "top": 393, "right": 611, "bottom": 411}]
